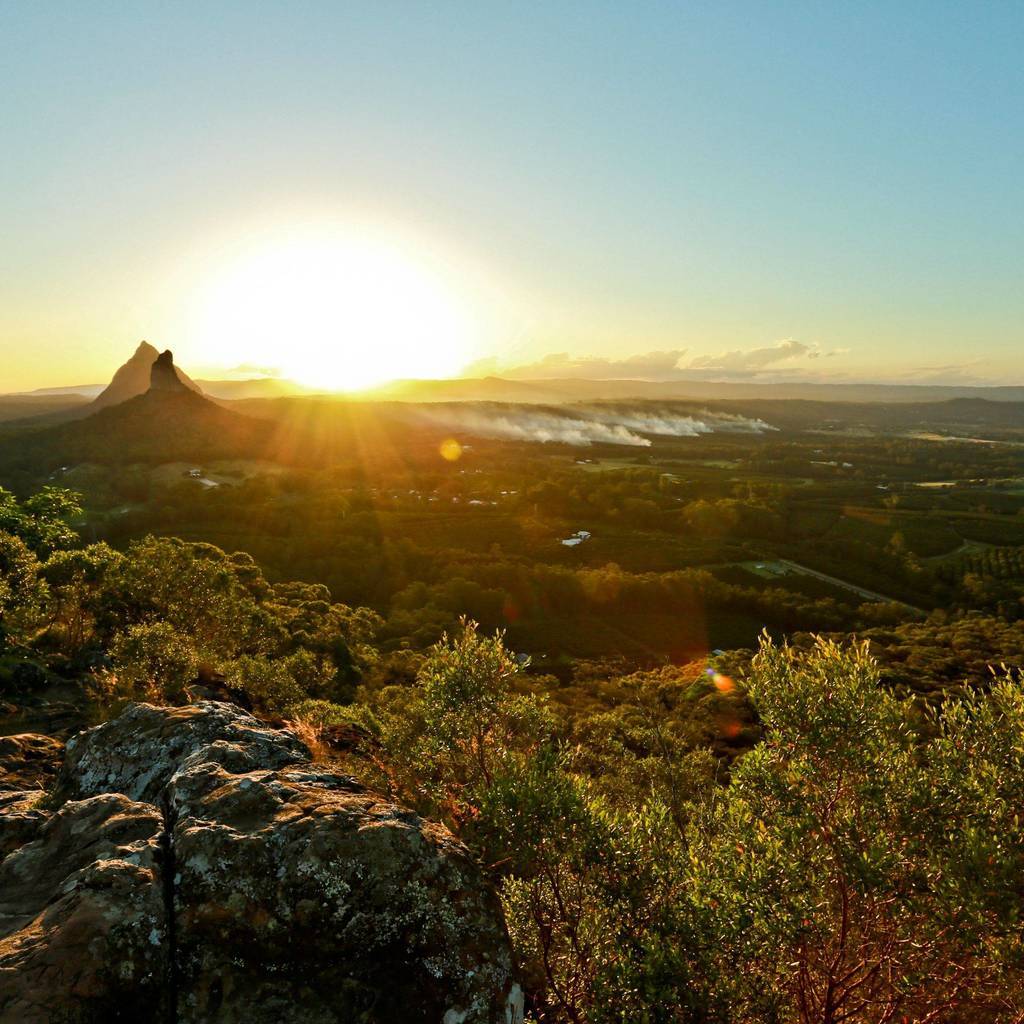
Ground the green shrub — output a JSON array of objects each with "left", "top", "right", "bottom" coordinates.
[{"left": 104, "top": 621, "right": 199, "bottom": 708}]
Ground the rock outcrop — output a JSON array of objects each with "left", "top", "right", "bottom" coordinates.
[
  {"left": 0, "top": 734, "right": 64, "bottom": 794},
  {"left": 1, "top": 702, "right": 523, "bottom": 1024},
  {"left": 54, "top": 701, "right": 310, "bottom": 805},
  {"left": 0, "top": 734, "right": 64, "bottom": 862},
  {"left": 149, "top": 349, "right": 189, "bottom": 393},
  {"left": 0, "top": 794, "right": 169, "bottom": 1022}
]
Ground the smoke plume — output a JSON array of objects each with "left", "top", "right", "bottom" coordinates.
[{"left": 415, "top": 404, "right": 775, "bottom": 447}]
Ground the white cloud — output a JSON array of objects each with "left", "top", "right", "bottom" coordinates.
[
  {"left": 480, "top": 340, "right": 842, "bottom": 382},
  {"left": 187, "top": 362, "right": 284, "bottom": 380},
  {"left": 685, "top": 339, "right": 816, "bottom": 373}
]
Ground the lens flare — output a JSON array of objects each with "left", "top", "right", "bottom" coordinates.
[{"left": 439, "top": 438, "right": 462, "bottom": 461}]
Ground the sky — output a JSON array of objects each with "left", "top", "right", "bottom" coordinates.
[{"left": 1, "top": 1, "right": 1022, "bottom": 392}]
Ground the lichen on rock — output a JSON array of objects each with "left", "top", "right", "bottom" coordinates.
[
  {"left": 0, "top": 733, "right": 65, "bottom": 864},
  {"left": 0, "top": 793, "right": 168, "bottom": 1023},
  {"left": 1, "top": 701, "right": 522, "bottom": 1023},
  {"left": 54, "top": 700, "right": 310, "bottom": 805}
]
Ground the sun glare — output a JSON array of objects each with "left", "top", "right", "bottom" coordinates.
[{"left": 192, "top": 233, "right": 472, "bottom": 390}]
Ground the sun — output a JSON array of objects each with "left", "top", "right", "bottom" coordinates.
[{"left": 191, "top": 231, "right": 472, "bottom": 390}]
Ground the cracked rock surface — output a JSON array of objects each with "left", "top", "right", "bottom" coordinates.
[
  {"left": 0, "top": 701, "right": 524, "bottom": 1024},
  {"left": 0, "top": 733, "right": 65, "bottom": 862},
  {"left": 0, "top": 792, "right": 168, "bottom": 1023}
]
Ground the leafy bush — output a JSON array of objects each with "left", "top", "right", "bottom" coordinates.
[
  {"left": 104, "top": 621, "right": 199, "bottom": 708},
  {"left": 0, "top": 486, "right": 82, "bottom": 556},
  {"left": 361, "top": 628, "right": 1024, "bottom": 1021},
  {"left": 0, "top": 531, "right": 44, "bottom": 647},
  {"left": 284, "top": 697, "right": 378, "bottom": 731},
  {"left": 222, "top": 655, "right": 306, "bottom": 715}
]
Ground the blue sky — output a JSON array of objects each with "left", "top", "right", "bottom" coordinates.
[{"left": 1, "top": 1, "right": 1022, "bottom": 389}]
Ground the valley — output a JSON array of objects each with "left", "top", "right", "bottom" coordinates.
[{"left": 5, "top": 353, "right": 1024, "bottom": 694}]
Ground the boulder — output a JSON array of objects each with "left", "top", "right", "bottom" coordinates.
[
  {"left": 55, "top": 700, "right": 310, "bottom": 805},
  {"left": 169, "top": 750, "right": 519, "bottom": 1023},
  {"left": 2, "top": 701, "right": 523, "bottom": 1023},
  {"left": 0, "top": 734, "right": 64, "bottom": 793},
  {"left": 0, "top": 791, "right": 50, "bottom": 864},
  {"left": 0, "top": 735, "right": 66, "bottom": 863},
  {"left": 0, "top": 793, "right": 169, "bottom": 1023}
]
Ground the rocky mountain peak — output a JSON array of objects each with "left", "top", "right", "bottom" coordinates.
[
  {"left": 133, "top": 339, "right": 159, "bottom": 361},
  {"left": 92, "top": 342, "right": 202, "bottom": 408},
  {"left": 148, "top": 349, "right": 188, "bottom": 392}
]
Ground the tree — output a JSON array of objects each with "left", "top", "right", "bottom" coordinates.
[
  {"left": 0, "top": 531, "right": 44, "bottom": 648},
  {"left": 372, "top": 623, "right": 712, "bottom": 1024},
  {"left": 418, "top": 621, "right": 549, "bottom": 796},
  {"left": 378, "top": 620, "right": 551, "bottom": 821},
  {"left": 0, "top": 486, "right": 82, "bottom": 556},
  {"left": 105, "top": 621, "right": 199, "bottom": 707},
  {"left": 267, "top": 579, "right": 382, "bottom": 699},
  {"left": 690, "top": 635, "right": 1024, "bottom": 1023},
  {"left": 39, "top": 543, "right": 124, "bottom": 656},
  {"left": 222, "top": 654, "right": 306, "bottom": 714},
  {"left": 96, "top": 536, "right": 282, "bottom": 662}
]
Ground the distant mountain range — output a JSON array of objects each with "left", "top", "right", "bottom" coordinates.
[
  {"left": 8, "top": 345, "right": 1024, "bottom": 411},
  {"left": 0, "top": 394, "right": 91, "bottom": 424},
  {"left": 18, "top": 378, "right": 308, "bottom": 400},
  {"left": 363, "top": 376, "right": 1024, "bottom": 405},
  {"left": 2, "top": 342, "right": 1024, "bottom": 483}
]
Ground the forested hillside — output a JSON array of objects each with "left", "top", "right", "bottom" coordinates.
[{"left": 4, "top": 484, "right": 1024, "bottom": 1022}]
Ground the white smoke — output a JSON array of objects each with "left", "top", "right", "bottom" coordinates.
[
  {"left": 585, "top": 407, "right": 776, "bottom": 436},
  {"left": 700, "top": 410, "right": 777, "bottom": 434},
  {"left": 585, "top": 410, "right": 713, "bottom": 436},
  {"left": 419, "top": 407, "right": 652, "bottom": 446},
  {"left": 414, "top": 404, "right": 775, "bottom": 447}
]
